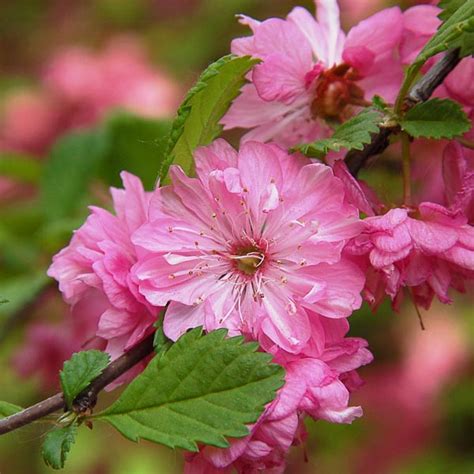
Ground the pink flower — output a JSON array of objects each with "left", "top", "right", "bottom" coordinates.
[
  {"left": 13, "top": 291, "right": 107, "bottom": 391},
  {"left": 48, "top": 172, "right": 161, "bottom": 360},
  {"left": 443, "top": 142, "right": 474, "bottom": 223},
  {"left": 351, "top": 203, "right": 474, "bottom": 309},
  {"left": 132, "top": 139, "right": 364, "bottom": 353},
  {"left": 0, "top": 36, "right": 180, "bottom": 158},
  {"left": 0, "top": 90, "right": 60, "bottom": 155},
  {"left": 221, "top": 0, "right": 404, "bottom": 147},
  {"left": 400, "top": 4, "right": 441, "bottom": 66},
  {"left": 354, "top": 309, "right": 469, "bottom": 474},
  {"left": 184, "top": 316, "right": 372, "bottom": 473},
  {"left": 44, "top": 36, "right": 180, "bottom": 126}
]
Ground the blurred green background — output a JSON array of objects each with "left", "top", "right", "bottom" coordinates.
[{"left": 0, "top": 1, "right": 473, "bottom": 473}]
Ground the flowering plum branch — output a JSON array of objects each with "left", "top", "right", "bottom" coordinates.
[{"left": 1, "top": 0, "right": 473, "bottom": 472}]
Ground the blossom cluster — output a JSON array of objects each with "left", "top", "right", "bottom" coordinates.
[{"left": 38, "top": 0, "right": 474, "bottom": 472}]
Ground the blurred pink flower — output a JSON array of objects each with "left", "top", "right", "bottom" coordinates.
[
  {"left": 222, "top": 0, "right": 404, "bottom": 146},
  {"left": 43, "top": 36, "right": 180, "bottom": 127},
  {"left": 13, "top": 289, "right": 107, "bottom": 390},
  {"left": 48, "top": 172, "right": 161, "bottom": 361},
  {"left": 0, "top": 90, "right": 60, "bottom": 155},
  {"left": 351, "top": 203, "right": 474, "bottom": 309},
  {"left": 0, "top": 36, "right": 179, "bottom": 158},
  {"left": 132, "top": 139, "right": 364, "bottom": 353},
  {"left": 354, "top": 309, "right": 469, "bottom": 474}
]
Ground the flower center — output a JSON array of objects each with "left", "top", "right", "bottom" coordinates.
[
  {"left": 310, "top": 63, "right": 366, "bottom": 122},
  {"left": 233, "top": 246, "right": 266, "bottom": 276}
]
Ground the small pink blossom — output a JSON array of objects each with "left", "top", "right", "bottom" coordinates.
[
  {"left": 221, "top": 0, "right": 404, "bottom": 147},
  {"left": 48, "top": 172, "right": 161, "bottom": 360},
  {"left": 185, "top": 318, "right": 372, "bottom": 473},
  {"left": 351, "top": 203, "right": 474, "bottom": 309},
  {"left": 132, "top": 139, "right": 364, "bottom": 353}
]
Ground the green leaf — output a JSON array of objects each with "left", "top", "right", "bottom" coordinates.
[
  {"left": 372, "top": 95, "right": 388, "bottom": 112},
  {"left": 400, "top": 98, "right": 470, "bottom": 139},
  {"left": 96, "top": 328, "right": 284, "bottom": 451},
  {"left": 0, "top": 153, "right": 42, "bottom": 183},
  {"left": 0, "top": 401, "right": 23, "bottom": 418},
  {"left": 414, "top": 0, "right": 474, "bottom": 64},
  {"left": 42, "top": 424, "right": 77, "bottom": 470},
  {"left": 60, "top": 350, "right": 110, "bottom": 409},
  {"left": 439, "top": 0, "right": 466, "bottom": 21},
  {"left": 101, "top": 112, "right": 171, "bottom": 189},
  {"left": 153, "top": 326, "right": 172, "bottom": 356},
  {"left": 295, "top": 109, "right": 382, "bottom": 158},
  {"left": 159, "top": 55, "right": 259, "bottom": 181},
  {"left": 41, "top": 128, "right": 109, "bottom": 220}
]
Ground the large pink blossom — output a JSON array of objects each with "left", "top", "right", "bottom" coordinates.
[
  {"left": 48, "top": 172, "right": 161, "bottom": 361},
  {"left": 350, "top": 203, "right": 474, "bottom": 310},
  {"left": 132, "top": 139, "right": 364, "bottom": 354},
  {"left": 221, "top": 0, "right": 404, "bottom": 147}
]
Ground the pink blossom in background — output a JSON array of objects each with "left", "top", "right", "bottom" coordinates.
[
  {"left": 48, "top": 172, "right": 162, "bottom": 363},
  {"left": 132, "top": 139, "right": 364, "bottom": 354},
  {"left": 353, "top": 309, "right": 469, "bottom": 474},
  {"left": 0, "top": 90, "right": 60, "bottom": 155},
  {"left": 13, "top": 291, "right": 107, "bottom": 390},
  {"left": 350, "top": 203, "right": 474, "bottom": 310},
  {"left": 221, "top": 0, "right": 404, "bottom": 147},
  {"left": 0, "top": 36, "right": 179, "bottom": 157},
  {"left": 43, "top": 36, "right": 180, "bottom": 127}
]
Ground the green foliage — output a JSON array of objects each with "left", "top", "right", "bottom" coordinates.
[
  {"left": 439, "top": 0, "right": 467, "bottom": 21},
  {"left": 60, "top": 350, "right": 110, "bottom": 409},
  {"left": 400, "top": 98, "right": 470, "bottom": 139},
  {"left": 153, "top": 326, "right": 172, "bottom": 356},
  {"left": 41, "top": 128, "right": 109, "bottom": 221},
  {"left": 96, "top": 328, "right": 284, "bottom": 451},
  {"left": 0, "top": 401, "right": 22, "bottom": 418},
  {"left": 41, "top": 424, "right": 77, "bottom": 470},
  {"left": 396, "top": 0, "right": 474, "bottom": 112},
  {"left": 41, "top": 112, "right": 171, "bottom": 222},
  {"left": 159, "top": 55, "right": 259, "bottom": 181},
  {"left": 295, "top": 109, "right": 382, "bottom": 158},
  {"left": 372, "top": 95, "right": 389, "bottom": 112},
  {"left": 100, "top": 112, "right": 171, "bottom": 189},
  {"left": 0, "top": 153, "right": 41, "bottom": 183},
  {"left": 416, "top": 0, "right": 474, "bottom": 62},
  {"left": 0, "top": 273, "right": 49, "bottom": 324}
]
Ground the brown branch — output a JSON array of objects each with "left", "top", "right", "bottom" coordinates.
[
  {"left": 345, "top": 48, "right": 462, "bottom": 177},
  {"left": 0, "top": 333, "right": 155, "bottom": 436}
]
